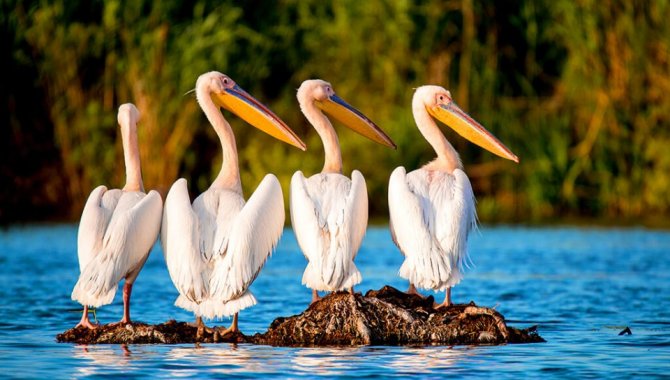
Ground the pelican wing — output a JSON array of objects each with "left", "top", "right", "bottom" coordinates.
[
  {"left": 388, "top": 167, "right": 438, "bottom": 263},
  {"left": 436, "top": 169, "right": 477, "bottom": 273},
  {"left": 73, "top": 190, "right": 162, "bottom": 306},
  {"left": 211, "top": 189, "right": 246, "bottom": 259},
  {"left": 347, "top": 170, "right": 368, "bottom": 261},
  {"left": 119, "top": 190, "right": 163, "bottom": 272},
  {"left": 209, "top": 174, "right": 285, "bottom": 300},
  {"left": 388, "top": 166, "right": 476, "bottom": 290},
  {"left": 77, "top": 186, "right": 122, "bottom": 271},
  {"left": 291, "top": 171, "right": 366, "bottom": 290},
  {"left": 100, "top": 191, "right": 163, "bottom": 280},
  {"left": 290, "top": 171, "right": 324, "bottom": 262},
  {"left": 162, "top": 178, "right": 208, "bottom": 303}
]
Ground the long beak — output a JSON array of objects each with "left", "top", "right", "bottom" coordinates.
[
  {"left": 212, "top": 84, "right": 306, "bottom": 151},
  {"left": 316, "top": 94, "right": 396, "bottom": 149},
  {"left": 428, "top": 102, "right": 518, "bottom": 163}
]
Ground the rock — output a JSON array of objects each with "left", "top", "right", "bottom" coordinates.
[
  {"left": 56, "top": 320, "right": 248, "bottom": 344},
  {"left": 57, "top": 286, "right": 544, "bottom": 346},
  {"left": 253, "top": 286, "right": 544, "bottom": 346}
]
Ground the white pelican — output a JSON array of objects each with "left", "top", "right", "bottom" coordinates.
[
  {"left": 71, "top": 103, "right": 163, "bottom": 329},
  {"left": 161, "top": 71, "right": 306, "bottom": 334},
  {"left": 388, "top": 86, "right": 518, "bottom": 307},
  {"left": 290, "top": 80, "right": 395, "bottom": 303}
]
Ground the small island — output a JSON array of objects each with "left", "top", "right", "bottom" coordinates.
[{"left": 57, "top": 286, "right": 544, "bottom": 346}]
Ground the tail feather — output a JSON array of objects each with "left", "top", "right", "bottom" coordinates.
[
  {"left": 175, "top": 295, "right": 199, "bottom": 313},
  {"left": 197, "top": 291, "right": 257, "bottom": 320},
  {"left": 399, "top": 249, "right": 456, "bottom": 291},
  {"left": 71, "top": 254, "right": 119, "bottom": 307},
  {"left": 340, "top": 261, "right": 362, "bottom": 290},
  {"left": 302, "top": 260, "right": 329, "bottom": 290}
]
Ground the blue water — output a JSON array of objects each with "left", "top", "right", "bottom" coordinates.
[{"left": 0, "top": 225, "right": 669, "bottom": 378}]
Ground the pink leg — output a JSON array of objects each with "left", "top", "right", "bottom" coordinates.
[
  {"left": 407, "top": 283, "right": 422, "bottom": 296},
  {"left": 220, "top": 313, "right": 239, "bottom": 336},
  {"left": 120, "top": 282, "right": 133, "bottom": 324},
  {"left": 76, "top": 305, "right": 97, "bottom": 329},
  {"left": 311, "top": 289, "right": 321, "bottom": 304},
  {"left": 435, "top": 287, "right": 452, "bottom": 309},
  {"left": 349, "top": 287, "right": 355, "bottom": 295}
]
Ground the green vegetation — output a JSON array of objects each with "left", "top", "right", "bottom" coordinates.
[{"left": 2, "top": 0, "right": 669, "bottom": 225}]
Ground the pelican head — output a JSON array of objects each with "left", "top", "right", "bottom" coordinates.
[
  {"left": 117, "top": 103, "right": 140, "bottom": 127},
  {"left": 414, "top": 85, "right": 519, "bottom": 163},
  {"left": 298, "top": 79, "right": 396, "bottom": 149},
  {"left": 197, "top": 71, "right": 306, "bottom": 151}
]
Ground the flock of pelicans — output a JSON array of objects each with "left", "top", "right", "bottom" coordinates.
[{"left": 70, "top": 71, "right": 519, "bottom": 334}]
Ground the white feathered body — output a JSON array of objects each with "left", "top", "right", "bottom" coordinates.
[
  {"left": 290, "top": 170, "right": 367, "bottom": 291},
  {"left": 388, "top": 166, "right": 477, "bottom": 291},
  {"left": 71, "top": 185, "right": 163, "bottom": 307},
  {"left": 161, "top": 174, "right": 285, "bottom": 319}
]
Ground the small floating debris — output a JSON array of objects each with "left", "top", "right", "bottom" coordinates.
[{"left": 618, "top": 326, "right": 632, "bottom": 336}]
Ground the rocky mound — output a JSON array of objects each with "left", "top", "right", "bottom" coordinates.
[{"left": 57, "top": 286, "right": 544, "bottom": 346}]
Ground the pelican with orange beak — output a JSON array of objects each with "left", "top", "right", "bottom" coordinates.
[
  {"left": 290, "top": 80, "right": 395, "bottom": 304},
  {"left": 388, "top": 85, "right": 518, "bottom": 307},
  {"left": 161, "top": 71, "right": 305, "bottom": 334}
]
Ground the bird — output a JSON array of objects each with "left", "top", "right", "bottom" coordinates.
[
  {"left": 388, "top": 85, "right": 518, "bottom": 308},
  {"left": 71, "top": 103, "right": 163, "bottom": 329},
  {"left": 290, "top": 79, "right": 396, "bottom": 304},
  {"left": 161, "top": 71, "right": 306, "bottom": 334}
]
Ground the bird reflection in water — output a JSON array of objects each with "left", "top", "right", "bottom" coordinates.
[
  {"left": 164, "top": 344, "right": 279, "bottom": 376},
  {"left": 73, "top": 344, "right": 133, "bottom": 376},
  {"left": 291, "top": 347, "right": 367, "bottom": 376},
  {"left": 387, "top": 346, "right": 471, "bottom": 373}
]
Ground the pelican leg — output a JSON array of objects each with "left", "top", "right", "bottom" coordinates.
[
  {"left": 220, "top": 313, "right": 239, "bottom": 336},
  {"left": 407, "top": 283, "right": 422, "bottom": 296},
  {"left": 194, "top": 315, "right": 215, "bottom": 336},
  {"left": 120, "top": 282, "right": 133, "bottom": 324},
  {"left": 75, "top": 305, "right": 98, "bottom": 329},
  {"left": 435, "top": 287, "right": 452, "bottom": 309},
  {"left": 348, "top": 287, "right": 355, "bottom": 295},
  {"left": 310, "top": 289, "right": 321, "bottom": 304}
]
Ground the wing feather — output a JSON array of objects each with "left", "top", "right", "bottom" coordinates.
[
  {"left": 389, "top": 166, "right": 451, "bottom": 290},
  {"left": 121, "top": 190, "right": 163, "bottom": 278},
  {"left": 209, "top": 174, "right": 285, "bottom": 301},
  {"left": 347, "top": 170, "right": 368, "bottom": 261},
  {"left": 99, "top": 191, "right": 162, "bottom": 286},
  {"left": 73, "top": 190, "right": 162, "bottom": 306},
  {"left": 291, "top": 171, "right": 366, "bottom": 291},
  {"left": 77, "top": 186, "right": 122, "bottom": 271},
  {"left": 162, "top": 178, "right": 208, "bottom": 303},
  {"left": 290, "top": 171, "right": 323, "bottom": 263}
]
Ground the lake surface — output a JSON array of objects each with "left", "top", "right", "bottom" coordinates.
[{"left": 0, "top": 225, "right": 669, "bottom": 378}]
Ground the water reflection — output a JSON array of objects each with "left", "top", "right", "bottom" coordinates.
[
  {"left": 386, "top": 346, "right": 471, "bottom": 373},
  {"left": 72, "top": 344, "right": 133, "bottom": 377},
  {"left": 291, "top": 347, "right": 366, "bottom": 376},
  {"left": 164, "top": 344, "right": 284, "bottom": 376}
]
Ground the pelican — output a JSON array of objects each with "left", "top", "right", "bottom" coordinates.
[
  {"left": 290, "top": 80, "right": 395, "bottom": 304},
  {"left": 71, "top": 103, "right": 163, "bottom": 329},
  {"left": 161, "top": 71, "right": 305, "bottom": 334},
  {"left": 388, "top": 86, "right": 518, "bottom": 307}
]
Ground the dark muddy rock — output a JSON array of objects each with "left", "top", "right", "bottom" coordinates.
[
  {"left": 58, "top": 286, "right": 544, "bottom": 346},
  {"left": 56, "top": 320, "right": 248, "bottom": 344},
  {"left": 253, "top": 286, "right": 544, "bottom": 346}
]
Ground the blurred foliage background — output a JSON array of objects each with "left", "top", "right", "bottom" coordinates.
[{"left": 2, "top": 0, "right": 669, "bottom": 226}]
